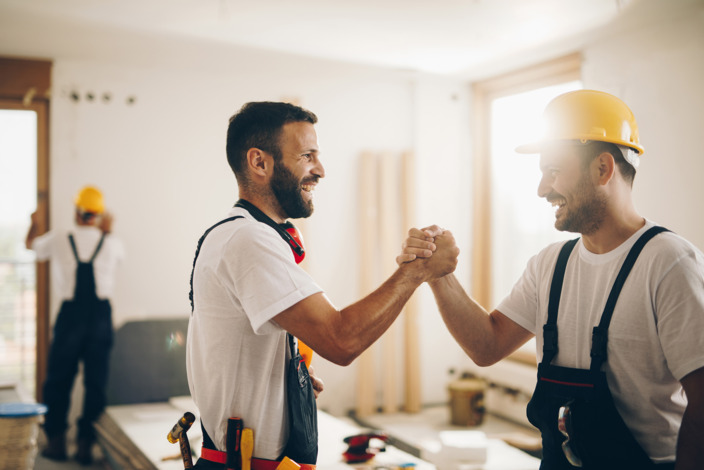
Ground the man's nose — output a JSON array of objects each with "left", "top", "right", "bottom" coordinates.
[
  {"left": 537, "top": 174, "right": 551, "bottom": 199},
  {"left": 313, "top": 158, "right": 325, "bottom": 179}
]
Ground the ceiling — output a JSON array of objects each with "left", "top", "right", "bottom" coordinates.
[{"left": 2, "top": 0, "right": 638, "bottom": 77}]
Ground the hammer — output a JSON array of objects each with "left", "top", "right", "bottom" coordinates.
[{"left": 167, "top": 411, "right": 196, "bottom": 469}]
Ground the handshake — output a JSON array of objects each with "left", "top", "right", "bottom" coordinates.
[{"left": 396, "top": 225, "right": 460, "bottom": 283}]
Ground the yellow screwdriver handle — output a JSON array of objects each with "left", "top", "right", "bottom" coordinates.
[{"left": 241, "top": 428, "right": 254, "bottom": 470}]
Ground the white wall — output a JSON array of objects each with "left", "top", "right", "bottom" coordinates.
[
  {"left": 1, "top": 0, "right": 703, "bottom": 419},
  {"left": 582, "top": 0, "right": 704, "bottom": 250},
  {"left": 0, "top": 8, "right": 473, "bottom": 415},
  {"left": 456, "top": 0, "right": 704, "bottom": 417}
]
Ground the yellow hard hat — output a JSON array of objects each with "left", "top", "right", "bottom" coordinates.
[
  {"left": 515, "top": 89, "right": 644, "bottom": 156},
  {"left": 74, "top": 186, "right": 104, "bottom": 214}
]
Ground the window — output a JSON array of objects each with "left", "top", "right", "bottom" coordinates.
[
  {"left": 0, "top": 57, "right": 51, "bottom": 399},
  {"left": 0, "top": 109, "right": 38, "bottom": 396},
  {"left": 471, "top": 54, "right": 581, "bottom": 364},
  {"left": 490, "top": 82, "right": 581, "bottom": 304}
]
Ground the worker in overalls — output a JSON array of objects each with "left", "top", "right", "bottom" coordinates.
[
  {"left": 26, "top": 186, "right": 125, "bottom": 465},
  {"left": 187, "top": 101, "right": 458, "bottom": 469},
  {"left": 399, "top": 90, "right": 704, "bottom": 469}
]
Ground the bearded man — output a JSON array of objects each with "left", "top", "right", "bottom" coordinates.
[
  {"left": 187, "top": 101, "right": 459, "bottom": 469},
  {"left": 400, "top": 90, "right": 704, "bottom": 470}
]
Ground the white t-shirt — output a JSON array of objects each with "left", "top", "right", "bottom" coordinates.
[
  {"left": 186, "top": 207, "right": 322, "bottom": 459},
  {"left": 498, "top": 220, "right": 704, "bottom": 463},
  {"left": 32, "top": 225, "right": 125, "bottom": 302}
]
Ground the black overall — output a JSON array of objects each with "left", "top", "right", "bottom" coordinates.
[
  {"left": 43, "top": 233, "right": 113, "bottom": 442},
  {"left": 190, "top": 200, "right": 318, "bottom": 467},
  {"left": 526, "top": 226, "right": 675, "bottom": 470}
]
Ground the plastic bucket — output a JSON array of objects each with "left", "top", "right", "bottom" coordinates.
[{"left": 0, "top": 402, "right": 48, "bottom": 470}]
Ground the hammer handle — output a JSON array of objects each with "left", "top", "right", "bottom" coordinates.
[{"left": 180, "top": 434, "right": 194, "bottom": 469}]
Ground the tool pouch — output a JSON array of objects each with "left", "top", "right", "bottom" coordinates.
[
  {"left": 527, "top": 363, "right": 654, "bottom": 469},
  {"left": 282, "top": 334, "right": 318, "bottom": 464}
]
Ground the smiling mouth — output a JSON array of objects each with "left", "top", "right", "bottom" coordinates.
[
  {"left": 301, "top": 184, "right": 315, "bottom": 193},
  {"left": 550, "top": 198, "right": 566, "bottom": 216}
]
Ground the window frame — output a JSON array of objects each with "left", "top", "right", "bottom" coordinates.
[
  {"left": 470, "top": 53, "right": 581, "bottom": 365},
  {"left": 0, "top": 57, "right": 52, "bottom": 399}
]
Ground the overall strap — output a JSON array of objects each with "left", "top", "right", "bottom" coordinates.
[
  {"left": 67, "top": 233, "right": 107, "bottom": 263},
  {"left": 189, "top": 216, "right": 244, "bottom": 312},
  {"left": 288, "top": 332, "right": 297, "bottom": 357},
  {"left": 235, "top": 199, "right": 305, "bottom": 260},
  {"left": 590, "top": 226, "right": 670, "bottom": 371},
  {"left": 543, "top": 238, "right": 579, "bottom": 365},
  {"left": 68, "top": 234, "right": 80, "bottom": 261},
  {"left": 89, "top": 233, "right": 106, "bottom": 262}
]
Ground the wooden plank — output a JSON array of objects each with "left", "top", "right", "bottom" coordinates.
[
  {"left": 355, "top": 152, "right": 378, "bottom": 417},
  {"left": 470, "top": 89, "right": 492, "bottom": 309},
  {"left": 379, "top": 152, "right": 398, "bottom": 414},
  {"left": 401, "top": 150, "right": 421, "bottom": 413}
]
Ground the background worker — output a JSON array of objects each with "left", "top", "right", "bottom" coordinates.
[
  {"left": 187, "top": 101, "right": 458, "bottom": 469},
  {"left": 26, "top": 186, "right": 125, "bottom": 466},
  {"left": 400, "top": 90, "right": 704, "bottom": 469}
]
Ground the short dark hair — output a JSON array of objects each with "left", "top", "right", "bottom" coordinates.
[
  {"left": 226, "top": 102, "right": 318, "bottom": 184},
  {"left": 576, "top": 141, "right": 636, "bottom": 186}
]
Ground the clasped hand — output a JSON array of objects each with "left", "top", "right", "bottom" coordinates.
[{"left": 397, "top": 225, "right": 459, "bottom": 281}]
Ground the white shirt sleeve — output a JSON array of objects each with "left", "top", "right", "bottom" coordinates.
[
  {"left": 30, "top": 230, "right": 56, "bottom": 261},
  {"left": 496, "top": 242, "right": 566, "bottom": 335},
  {"left": 649, "top": 234, "right": 704, "bottom": 381},
  {"left": 217, "top": 221, "right": 322, "bottom": 334}
]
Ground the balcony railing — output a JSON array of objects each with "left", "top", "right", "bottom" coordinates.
[{"left": 0, "top": 259, "right": 36, "bottom": 397}]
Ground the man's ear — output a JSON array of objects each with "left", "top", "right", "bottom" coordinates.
[
  {"left": 246, "top": 148, "right": 272, "bottom": 180},
  {"left": 594, "top": 151, "right": 616, "bottom": 186}
]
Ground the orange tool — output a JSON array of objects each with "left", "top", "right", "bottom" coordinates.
[
  {"left": 275, "top": 456, "right": 301, "bottom": 470},
  {"left": 298, "top": 340, "right": 313, "bottom": 368}
]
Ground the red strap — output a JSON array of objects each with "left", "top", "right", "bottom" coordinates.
[
  {"left": 252, "top": 458, "right": 316, "bottom": 470},
  {"left": 199, "top": 446, "right": 316, "bottom": 470},
  {"left": 200, "top": 446, "right": 227, "bottom": 464}
]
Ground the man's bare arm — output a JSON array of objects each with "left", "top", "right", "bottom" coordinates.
[
  {"left": 675, "top": 366, "right": 704, "bottom": 470},
  {"left": 398, "top": 225, "right": 533, "bottom": 366},
  {"left": 428, "top": 274, "right": 533, "bottom": 366},
  {"left": 275, "top": 231, "right": 459, "bottom": 366}
]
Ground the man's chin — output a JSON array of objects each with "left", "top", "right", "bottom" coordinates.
[{"left": 287, "top": 204, "right": 314, "bottom": 220}]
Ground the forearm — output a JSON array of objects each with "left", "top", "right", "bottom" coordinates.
[
  {"left": 25, "top": 221, "right": 39, "bottom": 250},
  {"left": 429, "top": 274, "right": 529, "bottom": 366},
  {"left": 429, "top": 274, "right": 496, "bottom": 365},
  {"left": 675, "top": 406, "right": 704, "bottom": 469},
  {"left": 279, "top": 232, "right": 458, "bottom": 366},
  {"left": 333, "top": 264, "right": 424, "bottom": 363},
  {"left": 675, "top": 370, "right": 704, "bottom": 470},
  {"left": 278, "top": 263, "right": 425, "bottom": 366}
]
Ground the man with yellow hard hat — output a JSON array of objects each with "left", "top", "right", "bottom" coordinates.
[
  {"left": 400, "top": 90, "right": 704, "bottom": 469},
  {"left": 26, "top": 186, "right": 125, "bottom": 465}
]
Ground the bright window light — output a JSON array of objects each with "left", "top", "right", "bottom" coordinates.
[
  {"left": 490, "top": 81, "right": 582, "bottom": 306},
  {"left": 0, "top": 108, "right": 38, "bottom": 397}
]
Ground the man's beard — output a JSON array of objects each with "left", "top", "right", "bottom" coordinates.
[
  {"left": 271, "top": 160, "right": 315, "bottom": 219},
  {"left": 552, "top": 174, "right": 607, "bottom": 235}
]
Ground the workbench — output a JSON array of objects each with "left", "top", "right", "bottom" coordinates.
[{"left": 95, "top": 396, "right": 435, "bottom": 470}]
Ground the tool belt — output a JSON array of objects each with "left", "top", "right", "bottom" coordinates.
[{"left": 200, "top": 447, "right": 316, "bottom": 470}]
